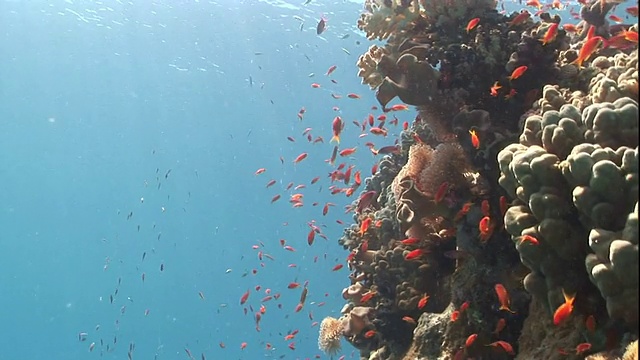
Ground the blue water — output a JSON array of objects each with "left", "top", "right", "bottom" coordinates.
[
  {"left": 1, "top": 0, "right": 634, "bottom": 359},
  {"left": 0, "top": 0, "right": 387, "bottom": 359}
]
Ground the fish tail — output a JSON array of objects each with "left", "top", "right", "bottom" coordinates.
[{"left": 330, "top": 135, "right": 340, "bottom": 144}]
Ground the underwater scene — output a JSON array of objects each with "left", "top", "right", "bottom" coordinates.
[{"left": 0, "top": 0, "right": 638, "bottom": 359}]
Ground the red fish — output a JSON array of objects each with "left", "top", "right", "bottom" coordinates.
[
  {"left": 356, "top": 191, "right": 377, "bottom": 214},
  {"left": 553, "top": 289, "right": 576, "bottom": 325},
  {"left": 451, "top": 310, "right": 460, "bottom": 322},
  {"left": 434, "top": 182, "right": 449, "bottom": 203},
  {"left": 325, "top": 65, "right": 337, "bottom": 76},
  {"left": 466, "top": 17, "right": 480, "bottom": 32},
  {"left": 573, "top": 36, "right": 606, "bottom": 67},
  {"left": 465, "top": 334, "right": 478, "bottom": 348},
  {"left": 509, "top": 10, "right": 530, "bottom": 26},
  {"left": 469, "top": 129, "right": 480, "bottom": 148},
  {"left": 508, "top": 65, "right": 528, "bottom": 80},
  {"left": 519, "top": 234, "right": 539, "bottom": 245},
  {"left": 240, "top": 289, "right": 250, "bottom": 305},
  {"left": 360, "top": 218, "right": 372, "bottom": 236},
  {"left": 405, "top": 248, "right": 426, "bottom": 260},
  {"left": 417, "top": 294, "right": 430, "bottom": 309},
  {"left": 307, "top": 229, "right": 315, "bottom": 245},
  {"left": 585, "top": 315, "right": 596, "bottom": 332},
  {"left": 494, "top": 284, "right": 516, "bottom": 313},
  {"left": 540, "top": 23, "right": 559, "bottom": 45},
  {"left": 490, "top": 81, "right": 502, "bottom": 96},
  {"left": 575, "top": 342, "right": 592, "bottom": 355},
  {"left": 255, "top": 168, "right": 266, "bottom": 175},
  {"left": 487, "top": 340, "right": 514, "bottom": 355},
  {"left": 339, "top": 147, "right": 357, "bottom": 157},
  {"left": 388, "top": 104, "right": 409, "bottom": 111},
  {"left": 330, "top": 117, "right": 344, "bottom": 144},
  {"left": 316, "top": 15, "right": 327, "bottom": 35},
  {"left": 293, "top": 152, "right": 308, "bottom": 163}
]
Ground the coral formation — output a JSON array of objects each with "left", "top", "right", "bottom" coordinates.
[{"left": 321, "top": 0, "right": 639, "bottom": 358}]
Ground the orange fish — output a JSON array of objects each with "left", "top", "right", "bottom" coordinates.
[
  {"left": 573, "top": 36, "right": 606, "bottom": 67},
  {"left": 563, "top": 24, "right": 578, "bottom": 33},
  {"left": 540, "top": 23, "right": 559, "bottom": 45},
  {"left": 454, "top": 202, "right": 474, "bottom": 222},
  {"left": 339, "top": 147, "right": 357, "bottom": 157},
  {"left": 553, "top": 289, "right": 576, "bottom": 325},
  {"left": 330, "top": 116, "right": 344, "bottom": 144},
  {"left": 255, "top": 168, "right": 266, "bottom": 175},
  {"left": 494, "top": 284, "right": 516, "bottom": 313},
  {"left": 293, "top": 152, "right": 308, "bottom": 163},
  {"left": 388, "top": 104, "right": 409, "bottom": 111},
  {"left": 370, "top": 127, "right": 388, "bottom": 136},
  {"left": 490, "top": 81, "right": 502, "bottom": 96},
  {"left": 478, "top": 216, "right": 494, "bottom": 242},
  {"left": 624, "top": 30, "right": 638, "bottom": 43},
  {"left": 347, "top": 93, "right": 361, "bottom": 99},
  {"left": 469, "top": 129, "right": 480, "bottom": 149},
  {"left": 466, "top": 17, "right": 480, "bottom": 32},
  {"left": 331, "top": 264, "right": 343, "bottom": 271},
  {"left": 325, "top": 65, "right": 337, "bottom": 76},
  {"left": 508, "top": 65, "right": 528, "bottom": 80},
  {"left": 364, "top": 330, "right": 376, "bottom": 338},
  {"left": 311, "top": 83, "right": 320, "bottom": 88},
  {"left": 486, "top": 340, "right": 515, "bottom": 355},
  {"left": 360, "top": 218, "right": 372, "bottom": 236},
  {"left": 627, "top": 6, "right": 638, "bottom": 16},
  {"left": 526, "top": 0, "right": 542, "bottom": 8},
  {"left": 417, "top": 294, "right": 430, "bottom": 309}
]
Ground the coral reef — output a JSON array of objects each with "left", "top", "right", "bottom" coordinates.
[{"left": 320, "top": 0, "right": 639, "bottom": 359}]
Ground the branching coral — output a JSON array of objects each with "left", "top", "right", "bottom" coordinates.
[{"left": 358, "top": 0, "right": 421, "bottom": 41}]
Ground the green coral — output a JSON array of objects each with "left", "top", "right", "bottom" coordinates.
[{"left": 498, "top": 73, "right": 638, "bottom": 321}]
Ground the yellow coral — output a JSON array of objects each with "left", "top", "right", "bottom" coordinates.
[
  {"left": 622, "top": 340, "right": 637, "bottom": 360},
  {"left": 318, "top": 316, "right": 345, "bottom": 356}
]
